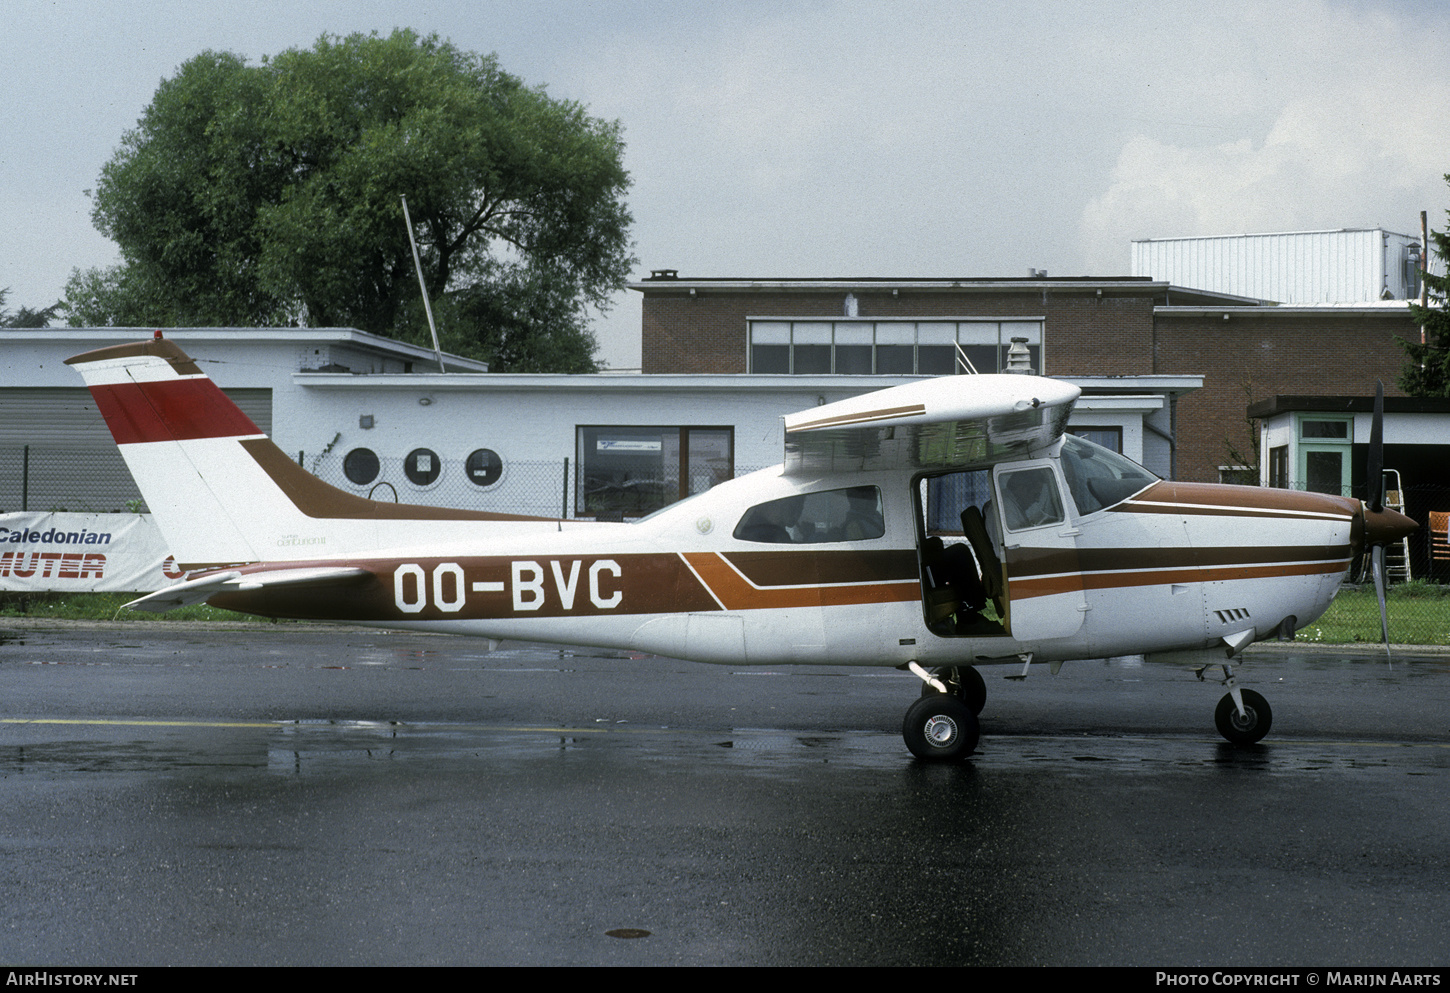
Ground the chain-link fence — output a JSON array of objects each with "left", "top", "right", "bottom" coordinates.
[
  {"left": 0, "top": 443, "right": 777, "bottom": 520},
  {"left": 1391, "top": 484, "right": 1450, "bottom": 584},
  {"left": 306, "top": 449, "right": 779, "bottom": 521},
  {"left": 313, "top": 451, "right": 578, "bottom": 519},
  {"left": 0, "top": 446, "right": 143, "bottom": 514}
]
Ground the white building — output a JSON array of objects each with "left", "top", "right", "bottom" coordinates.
[
  {"left": 2, "top": 328, "right": 1200, "bottom": 520},
  {"left": 1132, "top": 228, "right": 1427, "bottom": 303}
]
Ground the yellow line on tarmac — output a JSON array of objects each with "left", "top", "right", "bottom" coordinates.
[
  {"left": 0, "top": 716, "right": 619, "bottom": 735},
  {"left": 2, "top": 717, "right": 279, "bottom": 729}
]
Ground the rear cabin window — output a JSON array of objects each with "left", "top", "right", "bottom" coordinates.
[{"left": 733, "top": 486, "right": 885, "bottom": 544}]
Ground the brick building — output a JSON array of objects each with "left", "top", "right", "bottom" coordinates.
[{"left": 632, "top": 273, "right": 1422, "bottom": 486}]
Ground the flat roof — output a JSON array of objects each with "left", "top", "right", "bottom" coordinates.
[
  {"left": 295, "top": 371, "right": 1200, "bottom": 398},
  {"left": 1157, "top": 301, "right": 1415, "bottom": 317},
  {"left": 628, "top": 275, "right": 1262, "bottom": 307},
  {"left": 1247, "top": 395, "right": 1450, "bottom": 417},
  {"left": 6, "top": 327, "right": 490, "bottom": 372}
]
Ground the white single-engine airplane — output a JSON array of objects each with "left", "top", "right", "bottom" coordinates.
[{"left": 67, "top": 334, "right": 1417, "bottom": 760}]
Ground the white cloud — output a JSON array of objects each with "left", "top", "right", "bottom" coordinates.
[{"left": 1081, "top": 0, "right": 1450, "bottom": 272}]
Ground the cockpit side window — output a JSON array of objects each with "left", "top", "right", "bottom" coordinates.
[
  {"left": 1059, "top": 434, "right": 1158, "bottom": 515},
  {"left": 733, "top": 486, "right": 885, "bottom": 543},
  {"left": 997, "top": 466, "right": 1065, "bottom": 531}
]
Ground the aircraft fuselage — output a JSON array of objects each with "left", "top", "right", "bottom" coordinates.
[{"left": 205, "top": 460, "right": 1360, "bottom": 669}]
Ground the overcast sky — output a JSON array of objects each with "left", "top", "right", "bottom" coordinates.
[{"left": 3, "top": 0, "right": 1448, "bottom": 367}]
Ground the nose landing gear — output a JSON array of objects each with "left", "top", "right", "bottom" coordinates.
[
  {"left": 1214, "top": 687, "right": 1272, "bottom": 745},
  {"left": 1198, "top": 662, "right": 1273, "bottom": 745}
]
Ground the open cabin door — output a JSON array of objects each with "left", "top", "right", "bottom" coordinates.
[{"left": 993, "top": 461, "right": 1087, "bottom": 640}]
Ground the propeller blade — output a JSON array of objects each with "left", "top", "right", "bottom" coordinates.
[
  {"left": 1372, "top": 543, "right": 1391, "bottom": 663},
  {"left": 1367, "top": 381, "right": 1384, "bottom": 513}
]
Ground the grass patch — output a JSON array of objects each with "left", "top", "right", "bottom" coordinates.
[
  {"left": 0, "top": 592, "right": 282, "bottom": 623},
  {"left": 1297, "top": 581, "right": 1450, "bottom": 645}
]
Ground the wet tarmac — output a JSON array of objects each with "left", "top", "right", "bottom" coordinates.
[{"left": 0, "top": 623, "right": 1448, "bottom": 966}]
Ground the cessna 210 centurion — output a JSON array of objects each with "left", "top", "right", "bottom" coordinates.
[{"left": 66, "top": 334, "right": 1416, "bottom": 761}]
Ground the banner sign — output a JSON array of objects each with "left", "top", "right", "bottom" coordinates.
[{"left": 0, "top": 512, "right": 185, "bottom": 592}]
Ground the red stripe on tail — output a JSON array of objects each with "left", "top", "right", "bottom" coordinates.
[{"left": 89, "top": 379, "right": 262, "bottom": 445}]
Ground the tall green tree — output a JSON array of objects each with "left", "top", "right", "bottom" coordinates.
[
  {"left": 65, "top": 30, "right": 634, "bottom": 371},
  {"left": 1399, "top": 184, "right": 1450, "bottom": 396},
  {"left": 0, "top": 288, "right": 60, "bottom": 328}
]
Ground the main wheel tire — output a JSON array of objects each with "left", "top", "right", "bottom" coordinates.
[
  {"left": 918, "top": 665, "right": 988, "bottom": 715},
  {"left": 1214, "top": 689, "right": 1273, "bottom": 745},
  {"left": 903, "top": 694, "right": 980, "bottom": 761}
]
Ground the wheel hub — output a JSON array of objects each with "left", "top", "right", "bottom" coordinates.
[{"left": 924, "top": 714, "right": 958, "bottom": 746}]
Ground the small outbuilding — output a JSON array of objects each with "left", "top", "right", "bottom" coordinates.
[{"left": 1250, "top": 393, "right": 1450, "bottom": 579}]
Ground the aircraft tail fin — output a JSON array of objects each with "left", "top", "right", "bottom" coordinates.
[{"left": 67, "top": 335, "right": 546, "bottom": 568}]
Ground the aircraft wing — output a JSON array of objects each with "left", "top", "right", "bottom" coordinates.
[
  {"left": 125, "top": 566, "right": 372, "bottom": 613},
  {"left": 783, "top": 374, "right": 1080, "bottom": 475}
]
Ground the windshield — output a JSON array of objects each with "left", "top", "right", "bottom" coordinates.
[{"left": 1058, "top": 434, "right": 1158, "bottom": 515}]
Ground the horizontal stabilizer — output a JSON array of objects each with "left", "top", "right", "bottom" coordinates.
[{"left": 125, "top": 566, "right": 371, "bottom": 613}]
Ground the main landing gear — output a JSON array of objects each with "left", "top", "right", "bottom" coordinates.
[
  {"left": 902, "top": 664, "right": 985, "bottom": 761},
  {"left": 1199, "top": 662, "right": 1274, "bottom": 745}
]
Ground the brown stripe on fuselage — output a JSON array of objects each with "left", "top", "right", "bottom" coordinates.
[
  {"left": 1009, "top": 557, "right": 1349, "bottom": 600},
  {"left": 1115, "top": 481, "right": 1358, "bottom": 520},
  {"left": 206, "top": 552, "right": 722, "bottom": 621},
  {"left": 241, "top": 439, "right": 558, "bottom": 522},
  {"left": 720, "top": 549, "right": 919, "bottom": 587},
  {"left": 1002, "top": 542, "right": 1351, "bottom": 600},
  {"left": 1005, "top": 544, "right": 1352, "bottom": 579},
  {"left": 683, "top": 551, "right": 920, "bottom": 611}
]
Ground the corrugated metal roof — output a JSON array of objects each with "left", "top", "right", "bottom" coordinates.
[{"left": 1132, "top": 229, "right": 1427, "bottom": 303}]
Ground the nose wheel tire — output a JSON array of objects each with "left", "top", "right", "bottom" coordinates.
[
  {"left": 903, "top": 694, "right": 980, "bottom": 761},
  {"left": 1214, "top": 689, "right": 1272, "bottom": 745}
]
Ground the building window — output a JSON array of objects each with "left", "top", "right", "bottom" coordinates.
[
  {"left": 404, "top": 448, "right": 441, "bottom": 487},
  {"left": 747, "top": 319, "right": 1043, "bottom": 375},
  {"left": 1067, "top": 426, "right": 1122, "bottom": 454},
  {"left": 1219, "top": 465, "right": 1257, "bottom": 486},
  {"left": 1269, "top": 446, "right": 1289, "bottom": 488},
  {"left": 1296, "top": 414, "right": 1352, "bottom": 496},
  {"left": 465, "top": 449, "right": 503, "bottom": 487},
  {"left": 343, "top": 448, "right": 380, "bottom": 485},
  {"left": 577, "top": 426, "right": 734, "bottom": 518}
]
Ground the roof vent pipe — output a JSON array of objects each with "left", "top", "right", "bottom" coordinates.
[{"left": 1004, "top": 336, "right": 1035, "bottom": 375}]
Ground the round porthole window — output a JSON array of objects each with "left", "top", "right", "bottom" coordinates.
[
  {"left": 404, "top": 448, "right": 441, "bottom": 486},
  {"left": 343, "top": 448, "right": 380, "bottom": 486},
  {"left": 466, "top": 448, "right": 503, "bottom": 487}
]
